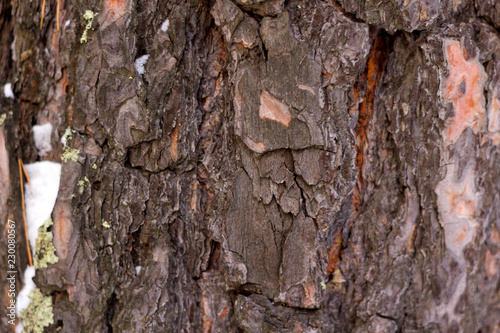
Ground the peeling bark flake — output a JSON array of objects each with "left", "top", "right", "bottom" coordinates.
[
  {"left": 259, "top": 90, "right": 292, "bottom": 127},
  {"left": 442, "top": 40, "right": 487, "bottom": 145}
]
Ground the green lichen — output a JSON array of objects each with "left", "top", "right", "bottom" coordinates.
[
  {"left": 320, "top": 281, "right": 327, "bottom": 290},
  {"left": 19, "top": 288, "right": 54, "bottom": 333},
  {"left": 0, "top": 114, "right": 6, "bottom": 126},
  {"left": 62, "top": 127, "right": 74, "bottom": 146},
  {"left": 92, "top": 163, "right": 97, "bottom": 169},
  {"left": 78, "top": 177, "right": 90, "bottom": 187},
  {"left": 62, "top": 148, "right": 79, "bottom": 163},
  {"left": 34, "top": 218, "right": 59, "bottom": 269},
  {"left": 102, "top": 220, "right": 111, "bottom": 229},
  {"left": 80, "top": 10, "right": 95, "bottom": 44}
]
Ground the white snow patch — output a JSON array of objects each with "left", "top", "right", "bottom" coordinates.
[
  {"left": 160, "top": 19, "right": 169, "bottom": 32},
  {"left": 3, "top": 83, "right": 14, "bottom": 99},
  {"left": 135, "top": 266, "right": 142, "bottom": 275},
  {"left": 61, "top": 127, "right": 73, "bottom": 147},
  {"left": 24, "top": 162, "right": 61, "bottom": 252},
  {"left": 64, "top": 19, "right": 71, "bottom": 28},
  {"left": 134, "top": 55, "right": 150, "bottom": 76},
  {"left": 32, "top": 123, "right": 53, "bottom": 157},
  {"left": 15, "top": 266, "right": 36, "bottom": 333}
]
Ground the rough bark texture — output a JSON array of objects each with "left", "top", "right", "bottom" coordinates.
[{"left": 1, "top": 0, "right": 500, "bottom": 331}]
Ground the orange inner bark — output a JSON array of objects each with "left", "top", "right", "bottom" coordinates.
[{"left": 443, "top": 42, "right": 485, "bottom": 143}]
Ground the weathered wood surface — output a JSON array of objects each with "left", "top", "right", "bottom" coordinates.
[{"left": 1, "top": 0, "right": 500, "bottom": 331}]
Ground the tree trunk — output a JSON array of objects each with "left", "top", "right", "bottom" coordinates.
[{"left": 1, "top": 0, "right": 500, "bottom": 331}]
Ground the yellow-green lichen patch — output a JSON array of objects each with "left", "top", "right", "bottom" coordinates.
[
  {"left": 78, "top": 177, "right": 90, "bottom": 187},
  {"left": 80, "top": 10, "right": 96, "bottom": 44},
  {"left": 19, "top": 288, "right": 54, "bottom": 333},
  {"left": 62, "top": 148, "right": 79, "bottom": 163},
  {"left": 102, "top": 220, "right": 111, "bottom": 228},
  {"left": 92, "top": 163, "right": 97, "bottom": 169},
  {"left": 34, "top": 218, "right": 59, "bottom": 269},
  {"left": 0, "top": 114, "right": 6, "bottom": 126},
  {"left": 61, "top": 127, "right": 75, "bottom": 146}
]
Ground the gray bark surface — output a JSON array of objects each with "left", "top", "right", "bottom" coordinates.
[{"left": 1, "top": 0, "right": 500, "bottom": 331}]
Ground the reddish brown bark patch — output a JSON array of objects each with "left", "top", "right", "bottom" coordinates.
[
  {"left": 52, "top": 201, "right": 73, "bottom": 260},
  {"left": 442, "top": 40, "right": 487, "bottom": 144},
  {"left": 325, "top": 34, "right": 390, "bottom": 277},
  {"left": 352, "top": 34, "right": 388, "bottom": 214},
  {"left": 170, "top": 124, "right": 179, "bottom": 160},
  {"left": 259, "top": 90, "right": 291, "bottom": 127},
  {"left": 326, "top": 230, "right": 342, "bottom": 277},
  {"left": 101, "top": 0, "right": 129, "bottom": 27},
  {"left": 486, "top": 250, "right": 498, "bottom": 277}
]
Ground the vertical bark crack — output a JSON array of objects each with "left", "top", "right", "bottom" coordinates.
[{"left": 105, "top": 292, "right": 117, "bottom": 332}]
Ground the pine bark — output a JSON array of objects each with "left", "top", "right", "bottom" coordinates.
[{"left": 1, "top": 0, "right": 500, "bottom": 331}]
